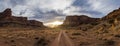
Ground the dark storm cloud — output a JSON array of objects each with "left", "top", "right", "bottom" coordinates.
[
  {"left": 79, "top": 10, "right": 103, "bottom": 17},
  {"left": 69, "top": 0, "right": 104, "bottom": 17},
  {"left": 31, "top": 9, "right": 65, "bottom": 23},
  {"left": 72, "top": 0, "right": 90, "bottom": 7},
  {"left": 0, "top": 0, "right": 26, "bottom": 11},
  {"left": 71, "top": 0, "right": 120, "bottom": 17},
  {"left": 9, "top": 0, "right": 26, "bottom": 6}
]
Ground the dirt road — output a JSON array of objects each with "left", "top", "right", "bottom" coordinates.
[{"left": 49, "top": 31, "right": 74, "bottom": 46}]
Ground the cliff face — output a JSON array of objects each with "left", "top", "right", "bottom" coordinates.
[
  {"left": 28, "top": 20, "right": 43, "bottom": 27},
  {"left": 61, "top": 8, "right": 120, "bottom": 31},
  {"left": 0, "top": 8, "right": 12, "bottom": 20},
  {"left": 62, "top": 8, "right": 120, "bottom": 27},
  {"left": 0, "top": 8, "right": 44, "bottom": 27},
  {"left": 63, "top": 15, "right": 100, "bottom": 26},
  {"left": 1, "top": 8, "right": 12, "bottom": 17}
]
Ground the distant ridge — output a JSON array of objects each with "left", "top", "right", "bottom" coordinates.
[
  {"left": 61, "top": 8, "right": 120, "bottom": 31},
  {"left": 62, "top": 15, "right": 100, "bottom": 27},
  {"left": 0, "top": 8, "right": 45, "bottom": 28}
]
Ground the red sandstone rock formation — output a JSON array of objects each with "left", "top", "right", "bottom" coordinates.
[{"left": 63, "top": 15, "right": 100, "bottom": 26}]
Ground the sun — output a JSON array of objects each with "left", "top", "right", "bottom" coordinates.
[
  {"left": 52, "top": 21, "right": 63, "bottom": 25},
  {"left": 44, "top": 21, "right": 63, "bottom": 28}
]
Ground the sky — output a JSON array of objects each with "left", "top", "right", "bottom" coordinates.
[{"left": 0, "top": 0, "right": 120, "bottom": 25}]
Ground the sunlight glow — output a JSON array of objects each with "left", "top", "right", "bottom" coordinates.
[{"left": 44, "top": 21, "right": 63, "bottom": 28}]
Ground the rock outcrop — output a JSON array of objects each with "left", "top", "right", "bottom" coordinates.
[
  {"left": 100, "top": 8, "right": 120, "bottom": 26},
  {"left": 62, "top": 8, "right": 120, "bottom": 28},
  {"left": 0, "top": 8, "right": 12, "bottom": 20},
  {"left": 28, "top": 20, "right": 43, "bottom": 27},
  {"left": 1, "top": 8, "right": 12, "bottom": 17},
  {"left": 86, "top": 8, "right": 120, "bottom": 33},
  {"left": 0, "top": 8, "right": 44, "bottom": 27},
  {"left": 62, "top": 15, "right": 100, "bottom": 27}
]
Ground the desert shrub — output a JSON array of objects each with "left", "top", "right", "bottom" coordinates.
[
  {"left": 96, "top": 30, "right": 108, "bottom": 35},
  {"left": 104, "top": 40, "right": 115, "bottom": 45},
  {"left": 117, "top": 15, "right": 120, "bottom": 20},
  {"left": 98, "top": 38, "right": 108, "bottom": 41},
  {"left": 65, "top": 31, "right": 68, "bottom": 33},
  {"left": 70, "top": 36, "right": 76, "bottom": 39},
  {"left": 114, "top": 34, "right": 120, "bottom": 38},
  {"left": 34, "top": 37, "right": 39, "bottom": 40},
  {"left": 80, "top": 28, "right": 87, "bottom": 31},
  {"left": 103, "top": 24, "right": 107, "bottom": 27},
  {"left": 102, "top": 30, "right": 109, "bottom": 33},
  {"left": 108, "top": 19, "right": 114, "bottom": 24},
  {"left": 79, "top": 42, "right": 89, "bottom": 46},
  {"left": 34, "top": 38, "right": 48, "bottom": 46},
  {"left": 96, "top": 31, "right": 100, "bottom": 34},
  {"left": 11, "top": 45, "right": 16, "bottom": 46},
  {"left": 98, "top": 38, "right": 102, "bottom": 40},
  {"left": 91, "top": 22, "right": 99, "bottom": 25},
  {"left": 72, "top": 32, "right": 81, "bottom": 35},
  {"left": 103, "top": 38, "right": 108, "bottom": 41},
  {"left": 10, "top": 40, "right": 15, "bottom": 43}
]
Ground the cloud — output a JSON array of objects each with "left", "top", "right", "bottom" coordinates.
[
  {"left": 25, "top": 0, "right": 74, "bottom": 11},
  {"left": 12, "top": 0, "right": 74, "bottom": 23},
  {"left": 88, "top": 0, "right": 120, "bottom": 15},
  {"left": 0, "top": 0, "right": 74, "bottom": 23},
  {"left": 30, "top": 10, "right": 65, "bottom": 23},
  {"left": 0, "top": 0, "right": 120, "bottom": 25},
  {"left": 63, "top": 0, "right": 120, "bottom": 17}
]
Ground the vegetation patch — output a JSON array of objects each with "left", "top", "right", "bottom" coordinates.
[{"left": 72, "top": 32, "right": 81, "bottom": 35}]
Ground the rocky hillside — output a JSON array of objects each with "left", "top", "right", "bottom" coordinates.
[
  {"left": 90, "top": 8, "right": 120, "bottom": 32},
  {"left": 61, "top": 15, "right": 100, "bottom": 30},
  {"left": 61, "top": 8, "right": 120, "bottom": 31},
  {"left": 0, "top": 8, "right": 44, "bottom": 27},
  {"left": 64, "top": 8, "right": 120, "bottom": 46}
]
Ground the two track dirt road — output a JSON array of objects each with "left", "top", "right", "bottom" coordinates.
[{"left": 49, "top": 31, "right": 74, "bottom": 46}]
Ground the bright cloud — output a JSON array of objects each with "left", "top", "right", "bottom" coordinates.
[
  {"left": 26, "top": 0, "right": 74, "bottom": 11},
  {"left": 88, "top": 0, "right": 120, "bottom": 14}
]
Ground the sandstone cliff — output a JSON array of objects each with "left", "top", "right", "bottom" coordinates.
[
  {"left": 62, "top": 15, "right": 100, "bottom": 27},
  {"left": 91, "top": 8, "right": 120, "bottom": 31},
  {"left": 62, "top": 8, "right": 120, "bottom": 30},
  {"left": 0, "top": 8, "right": 44, "bottom": 27}
]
